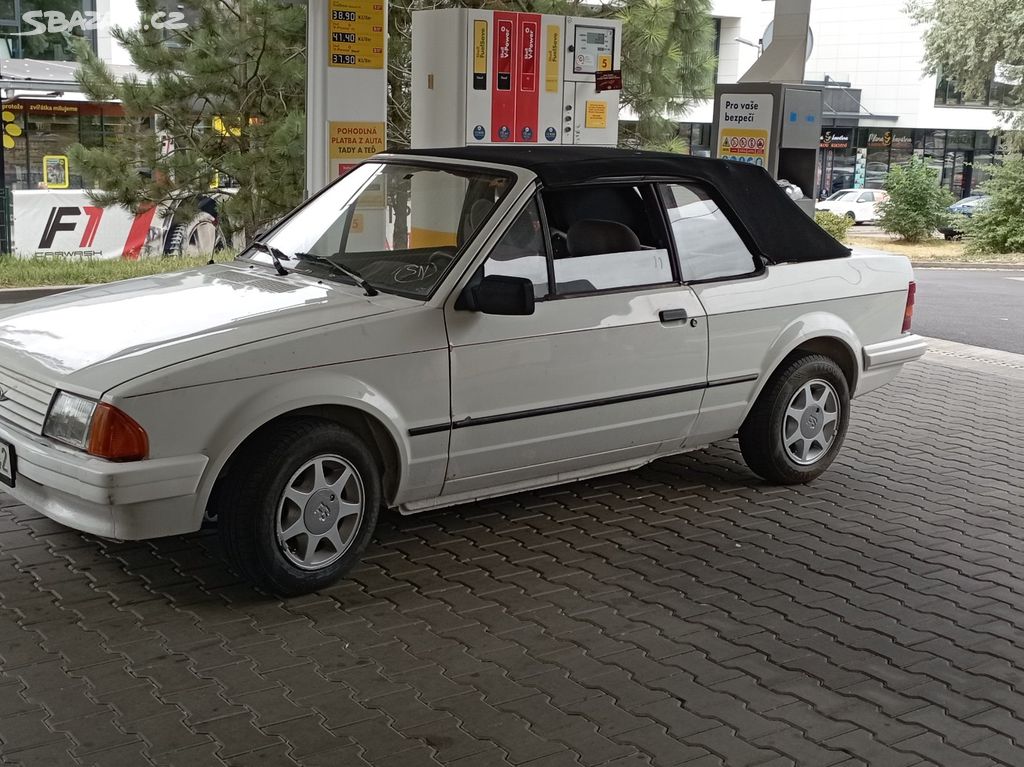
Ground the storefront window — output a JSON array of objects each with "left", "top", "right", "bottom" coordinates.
[
  {"left": 1, "top": 106, "right": 29, "bottom": 189},
  {"left": 888, "top": 129, "right": 914, "bottom": 168},
  {"left": 863, "top": 129, "right": 892, "bottom": 189},
  {"left": 817, "top": 128, "right": 855, "bottom": 196},
  {"left": 25, "top": 103, "right": 81, "bottom": 187},
  {"left": 0, "top": 100, "right": 124, "bottom": 190}
]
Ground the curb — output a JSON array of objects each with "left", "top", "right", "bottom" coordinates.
[
  {"left": 0, "top": 285, "right": 85, "bottom": 302},
  {"left": 911, "top": 261, "right": 1024, "bottom": 270}
]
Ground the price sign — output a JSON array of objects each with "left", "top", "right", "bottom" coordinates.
[{"left": 328, "top": 0, "right": 384, "bottom": 69}]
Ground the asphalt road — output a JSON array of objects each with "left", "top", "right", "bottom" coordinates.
[{"left": 913, "top": 267, "right": 1024, "bottom": 355}]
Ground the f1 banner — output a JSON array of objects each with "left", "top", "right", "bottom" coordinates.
[{"left": 12, "top": 190, "right": 163, "bottom": 260}]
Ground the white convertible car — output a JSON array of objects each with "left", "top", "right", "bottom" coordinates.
[{"left": 0, "top": 147, "right": 926, "bottom": 594}]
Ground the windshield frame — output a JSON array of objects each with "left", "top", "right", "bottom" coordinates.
[{"left": 239, "top": 159, "right": 519, "bottom": 301}]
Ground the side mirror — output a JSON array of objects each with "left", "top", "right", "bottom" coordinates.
[{"left": 456, "top": 275, "right": 535, "bottom": 315}]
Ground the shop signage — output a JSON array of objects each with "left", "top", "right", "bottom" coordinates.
[
  {"left": 716, "top": 93, "right": 773, "bottom": 167},
  {"left": 867, "top": 130, "right": 913, "bottom": 149},
  {"left": 819, "top": 130, "right": 850, "bottom": 149}
]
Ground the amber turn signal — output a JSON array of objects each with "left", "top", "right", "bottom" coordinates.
[{"left": 87, "top": 403, "right": 149, "bottom": 461}]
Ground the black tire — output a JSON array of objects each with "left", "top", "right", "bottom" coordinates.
[
  {"left": 217, "top": 418, "right": 381, "bottom": 596},
  {"left": 739, "top": 353, "right": 851, "bottom": 484},
  {"left": 164, "top": 223, "right": 188, "bottom": 257},
  {"left": 845, "top": 211, "right": 857, "bottom": 223}
]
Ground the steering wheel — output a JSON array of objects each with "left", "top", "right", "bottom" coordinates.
[
  {"left": 428, "top": 250, "right": 455, "bottom": 269},
  {"left": 392, "top": 251, "right": 454, "bottom": 285}
]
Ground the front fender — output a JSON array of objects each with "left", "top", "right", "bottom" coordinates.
[{"left": 186, "top": 370, "right": 413, "bottom": 530}]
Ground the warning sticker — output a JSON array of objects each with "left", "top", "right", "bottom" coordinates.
[{"left": 584, "top": 101, "right": 607, "bottom": 129}]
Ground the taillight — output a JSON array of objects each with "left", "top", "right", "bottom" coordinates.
[
  {"left": 87, "top": 403, "right": 149, "bottom": 461},
  {"left": 902, "top": 281, "right": 916, "bottom": 333}
]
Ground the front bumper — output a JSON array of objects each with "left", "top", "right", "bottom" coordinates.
[
  {"left": 0, "top": 419, "right": 207, "bottom": 540},
  {"left": 863, "top": 334, "right": 928, "bottom": 370}
]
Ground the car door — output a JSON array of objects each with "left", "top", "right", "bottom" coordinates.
[
  {"left": 660, "top": 181, "right": 769, "bottom": 444},
  {"left": 442, "top": 187, "right": 709, "bottom": 498}
]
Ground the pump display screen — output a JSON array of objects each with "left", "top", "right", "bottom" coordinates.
[{"left": 573, "top": 25, "right": 615, "bottom": 74}]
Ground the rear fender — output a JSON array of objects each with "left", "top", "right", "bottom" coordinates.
[{"left": 742, "top": 312, "right": 861, "bottom": 421}]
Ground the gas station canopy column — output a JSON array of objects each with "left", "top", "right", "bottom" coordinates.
[
  {"left": 305, "top": 0, "right": 388, "bottom": 195},
  {"left": 709, "top": 0, "right": 822, "bottom": 214}
]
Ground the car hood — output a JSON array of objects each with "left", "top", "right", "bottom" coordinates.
[{"left": 0, "top": 263, "right": 411, "bottom": 394}]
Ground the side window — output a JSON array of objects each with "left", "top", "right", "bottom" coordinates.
[
  {"left": 482, "top": 198, "right": 550, "bottom": 299},
  {"left": 542, "top": 185, "right": 673, "bottom": 295},
  {"left": 661, "top": 183, "right": 758, "bottom": 282},
  {"left": 857, "top": 192, "right": 873, "bottom": 203}
]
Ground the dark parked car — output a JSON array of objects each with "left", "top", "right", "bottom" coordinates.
[{"left": 939, "top": 195, "right": 989, "bottom": 240}]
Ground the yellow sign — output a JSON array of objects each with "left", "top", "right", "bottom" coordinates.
[
  {"left": 329, "top": 121, "right": 385, "bottom": 160},
  {"left": 43, "top": 155, "right": 69, "bottom": 189},
  {"left": 719, "top": 128, "right": 769, "bottom": 168},
  {"left": 473, "top": 20, "right": 488, "bottom": 86},
  {"left": 545, "top": 25, "right": 560, "bottom": 93},
  {"left": 212, "top": 116, "right": 259, "bottom": 137},
  {"left": 212, "top": 116, "right": 239, "bottom": 137},
  {"left": 328, "top": 0, "right": 385, "bottom": 69},
  {"left": 584, "top": 101, "right": 607, "bottom": 129},
  {"left": 597, "top": 54, "right": 611, "bottom": 72}
]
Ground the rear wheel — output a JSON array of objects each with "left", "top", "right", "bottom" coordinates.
[
  {"left": 217, "top": 418, "right": 381, "bottom": 595},
  {"left": 739, "top": 353, "right": 850, "bottom": 484}
]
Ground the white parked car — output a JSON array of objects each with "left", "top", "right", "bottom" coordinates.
[
  {"left": 817, "top": 188, "right": 889, "bottom": 223},
  {"left": 0, "top": 148, "right": 926, "bottom": 594}
]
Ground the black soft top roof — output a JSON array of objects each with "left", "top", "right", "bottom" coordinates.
[{"left": 387, "top": 146, "right": 850, "bottom": 263}]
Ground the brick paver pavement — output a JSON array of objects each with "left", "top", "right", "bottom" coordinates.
[{"left": 2, "top": 340, "right": 1024, "bottom": 766}]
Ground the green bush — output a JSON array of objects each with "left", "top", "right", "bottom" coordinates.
[
  {"left": 876, "top": 157, "right": 954, "bottom": 242},
  {"left": 815, "top": 210, "right": 853, "bottom": 242},
  {"left": 965, "top": 156, "right": 1024, "bottom": 255}
]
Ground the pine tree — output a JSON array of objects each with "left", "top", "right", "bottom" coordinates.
[{"left": 69, "top": 0, "right": 306, "bottom": 240}]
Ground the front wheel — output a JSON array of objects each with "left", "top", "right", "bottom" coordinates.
[
  {"left": 217, "top": 419, "right": 381, "bottom": 595},
  {"left": 739, "top": 354, "right": 851, "bottom": 484}
]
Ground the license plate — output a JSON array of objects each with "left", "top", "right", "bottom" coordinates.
[{"left": 0, "top": 440, "right": 14, "bottom": 487}]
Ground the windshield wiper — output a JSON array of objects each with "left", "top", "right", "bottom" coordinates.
[
  {"left": 293, "top": 253, "right": 378, "bottom": 296},
  {"left": 249, "top": 239, "right": 290, "bottom": 276}
]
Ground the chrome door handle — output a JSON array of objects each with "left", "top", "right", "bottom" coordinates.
[{"left": 659, "top": 308, "right": 689, "bottom": 323}]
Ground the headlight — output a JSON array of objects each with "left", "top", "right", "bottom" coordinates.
[
  {"left": 44, "top": 391, "right": 149, "bottom": 461},
  {"left": 43, "top": 392, "right": 97, "bottom": 449}
]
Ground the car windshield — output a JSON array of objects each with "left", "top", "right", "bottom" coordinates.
[
  {"left": 243, "top": 162, "right": 514, "bottom": 299},
  {"left": 825, "top": 191, "right": 858, "bottom": 202}
]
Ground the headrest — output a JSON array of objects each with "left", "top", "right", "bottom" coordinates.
[{"left": 566, "top": 219, "right": 642, "bottom": 258}]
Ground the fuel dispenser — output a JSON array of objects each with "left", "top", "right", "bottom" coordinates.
[{"left": 411, "top": 9, "right": 622, "bottom": 148}]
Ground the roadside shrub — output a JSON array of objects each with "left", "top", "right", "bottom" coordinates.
[
  {"left": 815, "top": 211, "right": 853, "bottom": 242},
  {"left": 965, "top": 156, "right": 1024, "bottom": 255},
  {"left": 876, "top": 157, "right": 953, "bottom": 242}
]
